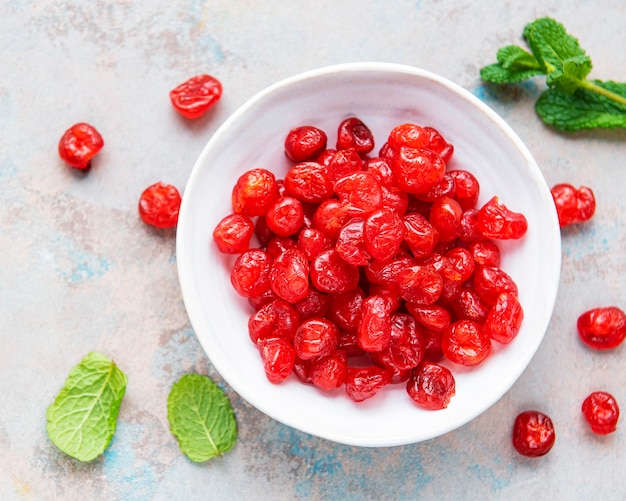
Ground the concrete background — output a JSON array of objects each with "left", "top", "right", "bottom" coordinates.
[{"left": 1, "top": 0, "right": 625, "bottom": 499}]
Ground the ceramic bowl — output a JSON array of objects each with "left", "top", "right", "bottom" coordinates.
[{"left": 176, "top": 62, "right": 561, "bottom": 447}]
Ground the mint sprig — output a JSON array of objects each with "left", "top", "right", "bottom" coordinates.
[
  {"left": 46, "top": 352, "right": 127, "bottom": 462},
  {"left": 167, "top": 374, "right": 237, "bottom": 462},
  {"left": 480, "top": 17, "right": 626, "bottom": 131}
]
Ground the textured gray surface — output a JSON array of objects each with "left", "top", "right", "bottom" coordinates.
[{"left": 1, "top": 1, "right": 625, "bottom": 499}]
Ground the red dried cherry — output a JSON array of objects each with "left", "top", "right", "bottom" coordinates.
[
  {"left": 357, "top": 295, "right": 392, "bottom": 352},
  {"left": 391, "top": 147, "right": 446, "bottom": 195},
  {"left": 296, "top": 227, "right": 333, "bottom": 261},
  {"left": 344, "top": 366, "right": 392, "bottom": 402},
  {"left": 293, "top": 289, "right": 330, "bottom": 320},
  {"left": 442, "top": 319, "right": 491, "bottom": 366},
  {"left": 550, "top": 183, "right": 596, "bottom": 227},
  {"left": 138, "top": 182, "right": 182, "bottom": 229},
  {"left": 577, "top": 306, "right": 626, "bottom": 350},
  {"left": 248, "top": 299, "right": 300, "bottom": 343},
  {"left": 58, "top": 122, "right": 104, "bottom": 170},
  {"left": 406, "top": 361, "right": 455, "bottom": 410},
  {"left": 581, "top": 391, "right": 620, "bottom": 434},
  {"left": 293, "top": 317, "right": 339, "bottom": 360},
  {"left": 512, "top": 410, "right": 556, "bottom": 457},
  {"left": 310, "top": 249, "right": 360, "bottom": 294},
  {"left": 397, "top": 265, "right": 443, "bottom": 305},
  {"left": 310, "top": 350, "right": 349, "bottom": 391},
  {"left": 406, "top": 303, "right": 451, "bottom": 333},
  {"left": 473, "top": 266, "right": 518, "bottom": 306},
  {"left": 363, "top": 208, "right": 405, "bottom": 262},
  {"left": 451, "top": 287, "right": 491, "bottom": 324},
  {"left": 284, "top": 125, "right": 328, "bottom": 162},
  {"left": 477, "top": 196, "right": 528, "bottom": 240},
  {"left": 230, "top": 249, "right": 273, "bottom": 298},
  {"left": 257, "top": 337, "right": 296, "bottom": 384},
  {"left": 213, "top": 213, "right": 254, "bottom": 254},
  {"left": 336, "top": 217, "right": 371, "bottom": 266},
  {"left": 326, "top": 148, "right": 363, "bottom": 185},
  {"left": 402, "top": 212, "right": 440, "bottom": 258},
  {"left": 284, "top": 162, "right": 333, "bottom": 203},
  {"left": 270, "top": 249, "right": 309, "bottom": 303},
  {"left": 448, "top": 170, "right": 480, "bottom": 211},
  {"left": 429, "top": 196, "right": 462, "bottom": 242},
  {"left": 336, "top": 117, "right": 375, "bottom": 155},
  {"left": 387, "top": 123, "right": 430, "bottom": 150},
  {"left": 312, "top": 199, "right": 350, "bottom": 239},
  {"left": 169, "top": 74, "right": 222, "bottom": 119},
  {"left": 232, "top": 168, "right": 280, "bottom": 217},
  {"left": 334, "top": 171, "right": 383, "bottom": 216},
  {"left": 265, "top": 196, "right": 305, "bottom": 237},
  {"left": 326, "top": 288, "right": 365, "bottom": 332},
  {"left": 485, "top": 292, "right": 524, "bottom": 344},
  {"left": 468, "top": 240, "right": 501, "bottom": 268}
]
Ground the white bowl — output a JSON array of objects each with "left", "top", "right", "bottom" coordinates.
[{"left": 176, "top": 62, "right": 561, "bottom": 447}]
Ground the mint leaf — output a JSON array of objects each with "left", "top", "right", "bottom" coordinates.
[
  {"left": 522, "top": 17, "right": 588, "bottom": 72},
  {"left": 537, "top": 82, "right": 626, "bottom": 131},
  {"left": 46, "top": 352, "right": 127, "bottom": 462},
  {"left": 480, "top": 46, "right": 544, "bottom": 83},
  {"left": 480, "top": 17, "right": 626, "bottom": 131},
  {"left": 167, "top": 374, "right": 237, "bottom": 462}
]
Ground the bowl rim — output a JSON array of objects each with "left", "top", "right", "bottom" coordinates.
[{"left": 176, "top": 61, "right": 562, "bottom": 447}]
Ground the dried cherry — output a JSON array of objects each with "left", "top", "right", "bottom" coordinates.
[
  {"left": 577, "top": 306, "right": 626, "bottom": 350},
  {"left": 581, "top": 391, "right": 620, "bottom": 434},
  {"left": 169, "top": 74, "right": 222, "bottom": 119},
  {"left": 406, "top": 361, "right": 455, "bottom": 410},
  {"left": 550, "top": 183, "right": 596, "bottom": 227},
  {"left": 441, "top": 319, "right": 491, "bottom": 366},
  {"left": 512, "top": 410, "right": 556, "bottom": 457},
  {"left": 257, "top": 337, "right": 296, "bottom": 384},
  {"left": 232, "top": 168, "right": 280, "bottom": 217},
  {"left": 213, "top": 213, "right": 255, "bottom": 254},
  {"left": 336, "top": 117, "right": 375, "bottom": 155},
  {"left": 284, "top": 125, "right": 328, "bottom": 162},
  {"left": 138, "top": 182, "right": 182, "bottom": 229},
  {"left": 58, "top": 122, "right": 104, "bottom": 170}
]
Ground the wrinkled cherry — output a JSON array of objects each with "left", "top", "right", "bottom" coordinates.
[
  {"left": 581, "top": 391, "right": 620, "bottom": 434},
  {"left": 248, "top": 298, "right": 300, "bottom": 343},
  {"left": 138, "top": 182, "right": 182, "bottom": 229},
  {"left": 344, "top": 366, "right": 392, "bottom": 402},
  {"left": 265, "top": 196, "right": 305, "bottom": 237},
  {"left": 363, "top": 208, "right": 405, "bottom": 262},
  {"left": 58, "top": 122, "right": 104, "bottom": 170},
  {"left": 310, "top": 350, "right": 349, "bottom": 391},
  {"left": 270, "top": 249, "right": 309, "bottom": 303},
  {"left": 406, "top": 361, "right": 455, "bottom": 410},
  {"left": 257, "top": 337, "right": 295, "bottom": 384},
  {"left": 230, "top": 249, "right": 273, "bottom": 298},
  {"left": 442, "top": 319, "right": 491, "bottom": 366},
  {"left": 577, "top": 306, "right": 626, "bottom": 350},
  {"left": 213, "top": 213, "right": 255, "bottom": 254},
  {"left": 284, "top": 125, "right": 328, "bottom": 162},
  {"left": 477, "top": 196, "right": 528, "bottom": 240},
  {"left": 485, "top": 292, "right": 524, "bottom": 344},
  {"left": 169, "top": 74, "right": 222, "bottom": 119},
  {"left": 391, "top": 147, "right": 446, "bottom": 195},
  {"left": 550, "top": 183, "right": 596, "bottom": 227},
  {"left": 357, "top": 295, "right": 392, "bottom": 352},
  {"left": 293, "top": 317, "right": 339, "bottom": 360},
  {"left": 232, "top": 168, "right": 280, "bottom": 217},
  {"left": 284, "top": 162, "right": 333, "bottom": 203},
  {"left": 512, "top": 410, "right": 556, "bottom": 457},
  {"left": 336, "top": 117, "right": 375, "bottom": 155}
]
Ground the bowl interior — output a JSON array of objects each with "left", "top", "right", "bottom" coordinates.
[{"left": 176, "top": 62, "right": 561, "bottom": 447}]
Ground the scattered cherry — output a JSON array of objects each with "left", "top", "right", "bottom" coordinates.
[
  {"left": 577, "top": 306, "right": 626, "bottom": 350},
  {"left": 58, "top": 122, "right": 104, "bottom": 170},
  {"left": 550, "top": 183, "right": 596, "bottom": 227},
  {"left": 169, "top": 74, "right": 222, "bottom": 119},
  {"left": 581, "top": 391, "right": 620, "bottom": 435},
  {"left": 512, "top": 410, "right": 556, "bottom": 457},
  {"left": 138, "top": 181, "right": 181, "bottom": 229}
]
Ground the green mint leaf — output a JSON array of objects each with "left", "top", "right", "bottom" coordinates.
[
  {"left": 522, "top": 17, "right": 588, "bottom": 73},
  {"left": 46, "top": 352, "right": 127, "bottom": 462},
  {"left": 480, "top": 45, "right": 544, "bottom": 83},
  {"left": 536, "top": 81, "right": 626, "bottom": 131},
  {"left": 545, "top": 55, "right": 593, "bottom": 94},
  {"left": 167, "top": 374, "right": 237, "bottom": 462}
]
